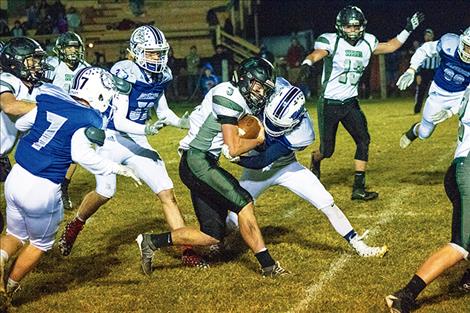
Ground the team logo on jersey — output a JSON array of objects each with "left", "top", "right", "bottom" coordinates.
[
  {"left": 227, "top": 87, "right": 234, "bottom": 96},
  {"left": 345, "top": 50, "right": 363, "bottom": 58}
]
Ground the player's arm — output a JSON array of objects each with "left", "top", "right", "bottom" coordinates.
[
  {"left": 71, "top": 127, "right": 141, "bottom": 184},
  {"left": 221, "top": 120, "right": 264, "bottom": 157},
  {"left": 112, "top": 93, "right": 147, "bottom": 135},
  {"left": 374, "top": 12, "right": 425, "bottom": 55},
  {"left": 236, "top": 141, "right": 292, "bottom": 169},
  {"left": 155, "top": 94, "right": 189, "bottom": 129},
  {"left": 15, "top": 107, "right": 37, "bottom": 131},
  {"left": 0, "top": 92, "right": 36, "bottom": 116}
]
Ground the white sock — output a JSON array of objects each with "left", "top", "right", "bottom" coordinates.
[
  {"left": 0, "top": 250, "right": 9, "bottom": 266},
  {"left": 6, "top": 278, "right": 19, "bottom": 293},
  {"left": 320, "top": 204, "right": 354, "bottom": 237}
]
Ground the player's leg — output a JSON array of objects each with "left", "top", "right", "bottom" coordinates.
[
  {"left": 310, "top": 99, "right": 341, "bottom": 179},
  {"left": 340, "top": 102, "right": 377, "bottom": 200},
  {"left": 60, "top": 163, "right": 78, "bottom": 210}
]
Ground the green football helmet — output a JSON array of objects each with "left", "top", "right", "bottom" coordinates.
[
  {"left": 54, "top": 31, "right": 85, "bottom": 67},
  {"left": 335, "top": 6, "right": 367, "bottom": 42}
]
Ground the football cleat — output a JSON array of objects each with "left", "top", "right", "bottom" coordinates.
[
  {"left": 61, "top": 183, "right": 73, "bottom": 211},
  {"left": 385, "top": 290, "right": 416, "bottom": 313},
  {"left": 351, "top": 188, "right": 378, "bottom": 201},
  {"left": 181, "top": 247, "right": 209, "bottom": 268},
  {"left": 261, "top": 261, "right": 289, "bottom": 277},
  {"left": 136, "top": 234, "right": 155, "bottom": 275},
  {"left": 459, "top": 268, "right": 470, "bottom": 292},
  {"left": 350, "top": 231, "right": 388, "bottom": 257},
  {"left": 58, "top": 217, "right": 85, "bottom": 256}
]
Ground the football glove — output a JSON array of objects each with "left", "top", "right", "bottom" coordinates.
[
  {"left": 115, "top": 164, "right": 142, "bottom": 186},
  {"left": 396, "top": 68, "right": 416, "bottom": 90},
  {"left": 405, "top": 12, "right": 425, "bottom": 32},
  {"left": 177, "top": 111, "right": 190, "bottom": 129},
  {"left": 221, "top": 144, "right": 240, "bottom": 162},
  {"left": 298, "top": 64, "right": 312, "bottom": 82},
  {"left": 431, "top": 109, "right": 453, "bottom": 124},
  {"left": 144, "top": 119, "right": 165, "bottom": 135}
]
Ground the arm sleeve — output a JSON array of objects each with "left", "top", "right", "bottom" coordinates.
[
  {"left": 237, "top": 141, "right": 292, "bottom": 169},
  {"left": 15, "top": 107, "right": 37, "bottom": 131},
  {"left": 314, "top": 34, "right": 334, "bottom": 54},
  {"left": 155, "top": 94, "right": 181, "bottom": 126},
  {"left": 71, "top": 128, "right": 120, "bottom": 175},
  {"left": 410, "top": 41, "right": 439, "bottom": 70},
  {"left": 112, "top": 93, "right": 146, "bottom": 135}
]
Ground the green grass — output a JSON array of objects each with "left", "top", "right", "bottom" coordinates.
[{"left": 1, "top": 98, "right": 469, "bottom": 312}]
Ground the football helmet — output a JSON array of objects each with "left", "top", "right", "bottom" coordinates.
[
  {"left": 54, "top": 31, "right": 85, "bottom": 67},
  {"left": 69, "top": 67, "right": 118, "bottom": 112},
  {"left": 263, "top": 86, "right": 306, "bottom": 137},
  {"left": 0, "top": 37, "right": 47, "bottom": 84},
  {"left": 233, "top": 57, "right": 275, "bottom": 115},
  {"left": 129, "top": 25, "right": 169, "bottom": 73},
  {"left": 335, "top": 6, "right": 367, "bottom": 42},
  {"left": 458, "top": 26, "right": 470, "bottom": 63}
]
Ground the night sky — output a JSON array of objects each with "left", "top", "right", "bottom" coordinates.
[{"left": 256, "top": 0, "right": 469, "bottom": 45}]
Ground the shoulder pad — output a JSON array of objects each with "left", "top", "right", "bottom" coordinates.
[
  {"left": 85, "top": 126, "right": 105, "bottom": 146},
  {"left": 363, "top": 33, "right": 378, "bottom": 50},
  {"left": 275, "top": 77, "right": 291, "bottom": 89},
  {"left": 111, "top": 60, "right": 137, "bottom": 83},
  {"left": 438, "top": 33, "right": 460, "bottom": 55},
  {"left": 285, "top": 114, "right": 315, "bottom": 149},
  {"left": 0, "top": 73, "right": 20, "bottom": 94}
]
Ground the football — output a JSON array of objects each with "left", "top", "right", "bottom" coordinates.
[{"left": 238, "top": 115, "right": 262, "bottom": 139}]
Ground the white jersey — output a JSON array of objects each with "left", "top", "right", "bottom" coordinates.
[
  {"left": 0, "top": 72, "right": 39, "bottom": 156},
  {"left": 455, "top": 87, "right": 470, "bottom": 158},
  {"left": 179, "top": 82, "right": 252, "bottom": 157},
  {"left": 315, "top": 33, "right": 378, "bottom": 101},
  {"left": 44, "top": 56, "right": 89, "bottom": 92}
]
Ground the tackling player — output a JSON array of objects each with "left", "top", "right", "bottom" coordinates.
[
  {"left": 398, "top": 27, "right": 470, "bottom": 148},
  {"left": 0, "top": 67, "right": 139, "bottom": 309},
  {"left": 225, "top": 81, "right": 388, "bottom": 258},
  {"left": 300, "top": 6, "right": 424, "bottom": 200}
]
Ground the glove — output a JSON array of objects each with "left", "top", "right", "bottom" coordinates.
[
  {"left": 144, "top": 119, "right": 165, "bottom": 135},
  {"left": 431, "top": 109, "right": 453, "bottom": 124},
  {"left": 115, "top": 164, "right": 142, "bottom": 186},
  {"left": 177, "top": 111, "right": 190, "bottom": 129},
  {"left": 221, "top": 144, "right": 240, "bottom": 162},
  {"left": 396, "top": 68, "right": 415, "bottom": 90},
  {"left": 298, "top": 64, "right": 312, "bottom": 82},
  {"left": 405, "top": 12, "right": 425, "bottom": 32}
]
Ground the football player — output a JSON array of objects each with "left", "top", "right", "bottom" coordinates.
[
  {"left": 44, "top": 31, "right": 90, "bottom": 210},
  {"left": 225, "top": 81, "right": 388, "bottom": 258},
  {"left": 57, "top": 25, "right": 206, "bottom": 267},
  {"left": 385, "top": 86, "right": 470, "bottom": 313},
  {"left": 0, "top": 38, "right": 45, "bottom": 182},
  {"left": 398, "top": 27, "right": 470, "bottom": 149},
  {"left": 0, "top": 67, "right": 139, "bottom": 308},
  {"left": 136, "top": 57, "right": 288, "bottom": 277},
  {"left": 299, "top": 6, "right": 424, "bottom": 200}
]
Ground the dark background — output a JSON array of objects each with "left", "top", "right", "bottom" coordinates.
[{"left": 256, "top": 0, "right": 470, "bottom": 46}]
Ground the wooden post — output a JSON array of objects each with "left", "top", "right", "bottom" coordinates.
[
  {"left": 254, "top": 0, "right": 260, "bottom": 46},
  {"left": 215, "top": 25, "right": 221, "bottom": 46}
]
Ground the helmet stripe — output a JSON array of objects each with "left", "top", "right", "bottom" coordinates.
[
  {"left": 147, "top": 25, "right": 163, "bottom": 44},
  {"left": 71, "top": 67, "right": 89, "bottom": 90}
]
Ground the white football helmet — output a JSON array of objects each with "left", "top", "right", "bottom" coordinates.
[
  {"left": 129, "top": 25, "right": 169, "bottom": 73},
  {"left": 263, "top": 86, "right": 306, "bottom": 137},
  {"left": 69, "top": 67, "right": 117, "bottom": 112},
  {"left": 458, "top": 26, "right": 470, "bottom": 64}
]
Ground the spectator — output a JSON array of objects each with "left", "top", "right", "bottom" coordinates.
[
  {"left": 211, "top": 44, "right": 233, "bottom": 82},
  {"left": 56, "top": 13, "right": 68, "bottom": 33},
  {"left": 185, "top": 45, "right": 200, "bottom": 98},
  {"left": 286, "top": 37, "right": 305, "bottom": 68},
  {"left": 26, "top": 1, "right": 39, "bottom": 29},
  {"left": 36, "top": 15, "right": 53, "bottom": 35},
  {"left": 66, "top": 7, "right": 81, "bottom": 32},
  {"left": 199, "top": 63, "right": 219, "bottom": 95},
  {"left": 258, "top": 44, "right": 275, "bottom": 64},
  {"left": 49, "top": 0, "right": 66, "bottom": 25},
  {"left": 206, "top": 8, "right": 219, "bottom": 49},
  {"left": 129, "top": 0, "right": 145, "bottom": 17},
  {"left": 385, "top": 51, "right": 400, "bottom": 96},
  {"left": 10, "top": 20, "right": 25, "bottom": 37},
  {"left": 38, "top": 0, "right": 50, "bottom": 22},
  {"left": 223, "top": 17, "right": 233, "bottom": 35},
  {"left": 166, "top": 47, "right": 179, "bottom": 100},
  {"left": 0, "top": 17, "right": 9, "bottom": 36}
]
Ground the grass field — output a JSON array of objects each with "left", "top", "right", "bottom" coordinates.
[{"left": 1, "top": 97, "right": 469, "bottom": 313}]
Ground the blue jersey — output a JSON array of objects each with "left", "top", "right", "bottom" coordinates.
[
  {"left": 434, "top": 34, "right": 470, "bottom": 92},
  {"left": 107, "top": 60, "right": 171, "bottom": 130},
  {"left": 15, "top": 83, "right": 103, "bottom": 183}
]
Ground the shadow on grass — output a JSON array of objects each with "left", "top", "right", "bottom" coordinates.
[{"left": 398, "top": 170, "right": 445, "bottom": 185}]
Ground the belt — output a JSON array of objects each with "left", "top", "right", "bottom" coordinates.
[{"left": 324, "top": 97, "right": 357, "bottom": 105}]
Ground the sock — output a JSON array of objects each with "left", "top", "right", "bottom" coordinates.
[
  {"left": 62, "top": 178, "right": 71, "bottom": 189},
  {"left": 6, "top": 278, "right": 19, "bottom": 293},
  {"left": 404, "top": 274, "right": 427, "bottom": 300},
  {"left": 149, "top": 232, "right": 173, "bottom": 249},
  {"left": 343, "top": 230, "right": 357, "bottom": 242},
  {"left": 254, "top": 248, "right": 275, "bottom": 268},
  {"left": 75, "top": 214, "right": 86, "bottom": 223},
  {"left": 406, "top": 123, "right": 419, "bottom": 140},
  {"left": 353, "top": 171, "right": 365, "bottom": 190},
  {"left": 320, "top": 204, "right": 355, "bottom": 238},
  {"left": 0, "top": 250, "right": 9, "bottom": 265}
]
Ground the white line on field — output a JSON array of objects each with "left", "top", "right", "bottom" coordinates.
[{"left": 288, "top": 187, "right": 412, "bottom": 313}]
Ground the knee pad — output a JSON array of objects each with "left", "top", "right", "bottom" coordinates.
[
  {"left": 200, "top": 218, "right": 226, "bottom": 242},
  {"left": 95, "top": 179, "right": 116, "bottom": 199},
  {"left": 417, "top": 120, "right": 435, "bottom": 139},
  {"left": 354, "top": 139, "right": 370, "bottom": 161}
]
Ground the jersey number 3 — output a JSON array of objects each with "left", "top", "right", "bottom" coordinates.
[{"left": 32, "top": 112, "right": 68, "bottom": 151}]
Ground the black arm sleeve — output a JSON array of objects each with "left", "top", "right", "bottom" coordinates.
[{"left": 237, "top": 142, "right": 292, "bottom": 169}]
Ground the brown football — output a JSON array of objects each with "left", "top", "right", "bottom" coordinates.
[{"left": 238, "top": 115, "right": 262, "bottom": 139}]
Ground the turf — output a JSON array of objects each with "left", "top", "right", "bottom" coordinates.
[{"left": 1, "top": 97, "right": 468, "bottom": 312}]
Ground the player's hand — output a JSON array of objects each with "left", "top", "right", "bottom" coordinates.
[
  {"left": 144, "top": 120, "right": 165, "bottom": 135},
  {"left": 405, "top": 12, "right": 425, "bottom": 32},
  {"left": 298, "top": 64, "right": 312, "bottom": 82},
  {"left": 115, "top": 164, "right": 142, "bottom": 186},
  {"left": 431, "top": 109, "right": 453, "bottom": 124},
  {"left": 256, "top": 124, "right": 265, "bottom": 145},
  {"left": 396, "top": 68, "right": 416, "bottom": 90},
  {"left": 177, "top": 111, "right": 190, "bottom": 129},
  {"left": 221, "top": 144, "right": 240, "bottom": 162}
]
